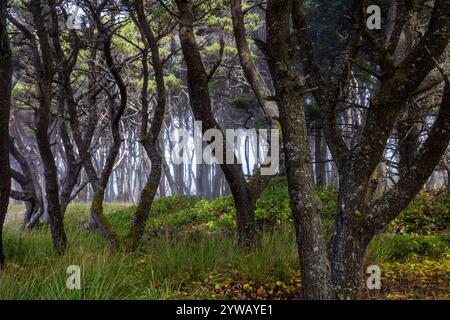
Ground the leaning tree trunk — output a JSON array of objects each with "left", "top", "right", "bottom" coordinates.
[
  {"left": 8, "top": 137, "right": 42, "bottom": 229},
  {"left": 177, "top": 0, "right": 258, "bottom": 247},
  {"left": 82, "top": 7, "right": 128, "bottom": 249},
  {"left": 0, "top": 0, "right": 12, "bottom": 268},
  {"left": 230, "top": 0, "right": 279, "bottom": 120}
]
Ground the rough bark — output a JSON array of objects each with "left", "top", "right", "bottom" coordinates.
[
  {"left": 329, "top": 0, "right": 450, "bottom": 299},
  {"left": 29, "top": 0, "right": 67, "bottom": 255},
  {"left": 265, "top": 0, "right": 331, "bottom": 299},
  {"left": 260, "top": 0, "right": 450, "bottom": 300},
  {"left": 81, "top": 4, "right": 128, "bottom": 248},
  {"left": 0, "top": 0, "right": 12, "bottom": 268}
]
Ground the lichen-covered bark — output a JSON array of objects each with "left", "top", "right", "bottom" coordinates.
[
  {"left": 286, "top": 0, "right": 450, "bottom": 299},
  {"left": 329, "top": 0, "right": 450, "bottom": 299},
  {"left": 265, "top": 0, "right": 331, "bottom": 299},
  {"left": 90, "top": 188, "right": 120, "bottom": 249},
  {"left": 0, "top": 0, "right": 12, "bottom": 268},
  {"left": 331, "top": 84, "right": 450, "bottom": 299},
  {"left": 82, "top": 5, "right": 129, "bottom": 248}
]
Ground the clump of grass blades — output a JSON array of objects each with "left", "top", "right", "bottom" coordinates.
[{"left": 0, "top": 204, "right": 298, "bottom": 300}]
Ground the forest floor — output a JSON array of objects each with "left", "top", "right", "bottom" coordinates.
[{"left": 1, "top": 183, "right": 449, "bottom": 300}]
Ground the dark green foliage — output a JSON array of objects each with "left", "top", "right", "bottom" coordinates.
[
  {"left": 253, "top": 116, "right": 271, "bottom": 128},
  {"left": 255, "top": 176, "right": 291, "bottom": 231},
  {"left": 135, "top": 178, "right": 291, "bottom": 238},
  {"left": 304, "top": 103, "right": 321, "bottom": 121},
  {"left": 230, "top": 93, "right": 258, "bottom": 109},
  {"left": 368, "top": 233, "right": 450, "bottom": 262},
  {"left": 390, "top": 192, "right": 450, "bottom": 234},
  {"left": 106, "top": 180, "right": 449, "bottom": 242}
]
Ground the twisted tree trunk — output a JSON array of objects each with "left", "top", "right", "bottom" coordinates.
[
  {"left": 177, "top": 0, "right": 264, "bottom": 247},
  {"left": 29, "top": 0, "right": 67, "bottom": 254}
]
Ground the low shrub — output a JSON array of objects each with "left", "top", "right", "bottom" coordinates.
[
  {"left": 368, "top": 233, "right": 450, "bottom": 262},
  {"left": 390, "top": 192, "right": 450, "bottom": 234}
]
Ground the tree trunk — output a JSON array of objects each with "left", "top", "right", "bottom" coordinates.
[
  {"left": 230, "top": 0, "right": 278, "bottom": 120},
  {"left": 331, "top": 187, "right": 371, "bottom": 299},
  {"left": 30, "top": 0, "right": 67, "bottom": 255},
  {"left": 315, "top": 125, "right": 327, "bottom": 188},
  {"left": 265, "top": 0, "right": 331, "bottom": 299},
  {"left": 176, "top": 0, "right": 257, "bottom": 247},
  {"left": 0, "top": 0, "right": 12, "bottom": 268},
  {"left": 9, "top": 138, "right": 42, "bottom": 229},
  {"left": 124, "top": 0, "right": 167, "bottom": 250}
]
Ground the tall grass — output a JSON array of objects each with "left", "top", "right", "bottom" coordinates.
[
  {"left": 2, "top": 197, "right": 448, "bottom": 300},
  {"left": 0, "top": 203, "right": 298, "bottom": 299}
]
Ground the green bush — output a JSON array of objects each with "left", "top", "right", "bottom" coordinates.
[
  {"left": 316, "top": 188, "right": 338, "bottom": 242},
  {"left": 68, "top": 181, "right": 449, "bottom": 245},
  {"left": 146, "top": 177, "right": 294, "bottom": 238},
  {"left": 391, "top": 192, "right": 450, "bottom": 234},
  {"left": 255, "top": 176, "right": 291, "bottom": 231},
  {"left": 368, "top": 233, "right": 450, "bottom": 262}
]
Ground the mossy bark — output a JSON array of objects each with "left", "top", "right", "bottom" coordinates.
[
  {"left": 266, "top": 0, "right": 331, "bottom": 299},
  {"left": 90, "top": 188, "right": 120, "bottom": 249},
  {"left": 122, "top": 0, "right": 167, "bottom": 251}
]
